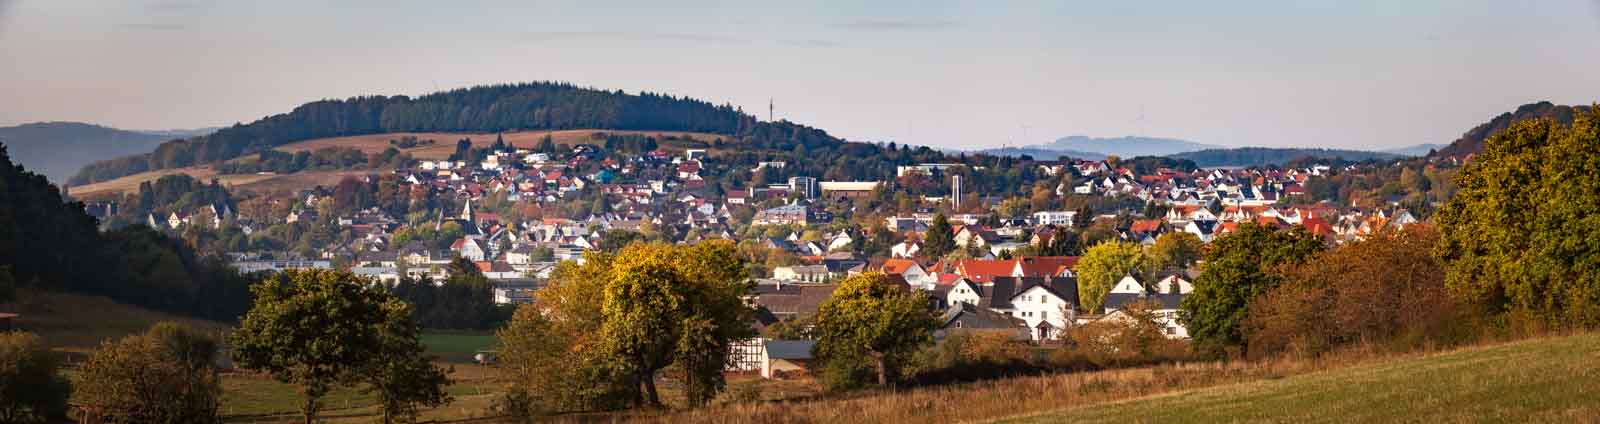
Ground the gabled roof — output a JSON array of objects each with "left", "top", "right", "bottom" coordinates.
[
  {"left": 1015, "top": 256, "right": 1079, "bottom": 278},
  {"left": 880, "top": 258, "right": 922, "bottom": 275},
  {"left": 939, "top": 302, "right": 1025, "bottom": 329},
  {"left": 764, "top": 340, "right": 816, "bottom": 360}
]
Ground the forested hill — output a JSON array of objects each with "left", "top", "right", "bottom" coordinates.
[
  {"left": 1430, "top": 101, "right": 1589, "bottom": 160},
  {"left": 1169, "top": 147, "right": 1402, "bottom": 167},
  {"left": 70, "top": 82, "right": 835, "bottom": 185}
]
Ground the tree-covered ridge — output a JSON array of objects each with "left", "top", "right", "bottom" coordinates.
[
  {"left": 1430, "top": 101, "right": 1589, "bottom": 160},
  {"left": 69, "top": 82, "right": 760, "bottom": 185}
]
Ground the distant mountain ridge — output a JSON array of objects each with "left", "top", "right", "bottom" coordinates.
[
  {"left": 1171, "top": 147, "right": 1402, "bottom": 167},
  {"left": 978, "top": 146, "right": 1106, "bottom": 161},
  {"left": 0, "top": 122, "right": 186, "bottom": 185},
  {"left": 1045, "top": 135, "right": 1220, "bottom": 158},
  {"left": 981, "top": 135, "right": 1219, "bottom": 159},
  {"left": 1384, "top": 143, "right": 1445, "bottom": 157}
]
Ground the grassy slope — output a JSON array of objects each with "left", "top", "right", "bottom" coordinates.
[
  {"left": 67, "top": 129, "right": 727, "bottom": 198},
  {"left": 1003, "top": 333, "right": 1600, "bottom": 423},
  {"left": 4, "top": 291, "right": 231, "bottom": 352}
]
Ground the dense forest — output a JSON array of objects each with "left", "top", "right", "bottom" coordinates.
[
  {"left": 1429, "top": 101, "right": 1589, "bottom": 160},
  {"left": 69, "top": 82, "right": 755, "bottom": 185},
  {"left": 0, "top": 143, "right": 253, "bottom": 322}
]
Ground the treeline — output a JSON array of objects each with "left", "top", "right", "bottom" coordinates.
[
  {"left": 388, "top": 258, "right": 514, "bottom": 330},
  {"left": 69, "top": 82, "right": 751, "bottom": 185},
  {"left": 215, "top": 146, "right": 414, "bottom": 175},
  {"left": 1170, "top": 147, "right": 1401, "bottom": 167},
  {"left": 0, "top": 143, "right": 252, "bottom": 322}
]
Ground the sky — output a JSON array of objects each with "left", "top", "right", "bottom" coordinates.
[{"left": 1, "top": 1, "right": 1598, "bottom": 151}]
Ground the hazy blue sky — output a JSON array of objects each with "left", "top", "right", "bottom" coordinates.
[{"left": 2, "top": 1, "right": 1598, "bottom": 150}]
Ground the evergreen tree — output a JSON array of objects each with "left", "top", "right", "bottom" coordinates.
[{"left": 923, "top": 214, "right": 956, "bottom": 258}]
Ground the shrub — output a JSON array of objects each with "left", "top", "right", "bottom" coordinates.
[
  {"left": 1245, "top": 227, "right": 1464, "bottom": 359},
  {"left": 74, "top": 322, "right": 221, "bottom": 424},
  {"left": 0, "top": 332, "right": 71, "bottom": 424},
  {"left": 1064, "top": 301, "right": 1189, "bottom": 368}
]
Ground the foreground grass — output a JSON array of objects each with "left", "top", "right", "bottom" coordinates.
[
  {"left": 619, "top": 333, "right": 1600, "bottom": 424},
  {"left": 219, "top": 364, "right": 505, "bottom": 423},
  {"left": 1002, "top": 332, "right": 1600, "bottom": 423}
]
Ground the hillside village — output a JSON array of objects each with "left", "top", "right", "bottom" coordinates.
[{"left": 104, "top": 135, "right": 1427, "bottom": 352}]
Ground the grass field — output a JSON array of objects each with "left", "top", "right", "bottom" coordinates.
[
  {"left": 2, "top": 291, "right": 232, "bottom": 353},
  {"left": 421, "top": 331, "right": 498, "bottom": 363},
  {"left": 629, "top": 333, "right": 1600, "bottom": 424},
  {"left": 1001, "top": 332, "right": 1600, "bottom": 423}
]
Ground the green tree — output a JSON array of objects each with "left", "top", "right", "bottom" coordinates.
[
  {"left": 1435, "top": 108, "right": 1600, "bottom": 325},
  {"left": 923, "top": 214, "right": 956, "bottom": 258},
  {"left": 1146, "top": 232, "right": 1204, "bottom": 274},
  {"left": 814, "top": 273, "right": 937, "bottom": 387},
  {"left": 1076, "top": 240, "right": 1145, "bottom": 314},
  {"left": 0, "top": 332, "right": 70, "bottom": 424},
  {"left": 230, "top": 269, "right": 447, "bottom": 424},
  {"left": 497, "top": 242, "right": 753, "bottom": 416},
  {"left": 74, "top": 323, "right": 221, "bottom": 424},
  {"left": 1180, "top": 223, "right": 1325, "bottom": 357},
  {"left": 366, "top": 299, "right": 452, "bottom": 424}
]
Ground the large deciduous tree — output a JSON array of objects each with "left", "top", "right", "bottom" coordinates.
[
  {"left": 1434, "top": 107, "right": 1600, "bottom": 326},
  {"left": 1179, "top": 223, "right": 1324, "bottom": 358},
  {"left": 497, "top": 241, "right": 753, "bottom": 417},
  {"left": 814, "top": 273, "right": 937, "bottom": 387},
  {"left": 1146, "top": 232, "right": 1204, "bottom": 274},
  {"left": 229, "top": 269, "right": 449, "bottom": 424},
  {"left": 1076, "top": 240, "right": 1145, "bottom": 314}
]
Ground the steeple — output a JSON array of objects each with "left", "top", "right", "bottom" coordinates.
[{"left": 461, "top": 198, "right": 474, "bottom": 222}]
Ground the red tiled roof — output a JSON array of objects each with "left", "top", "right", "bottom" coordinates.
[
  {"left": 1015, "top": 256, "right": 1080, "bottom": 277},
  {"left": 954, "top": 259, "right": 1018, "bottom": 284},
  {"left": 881, "top": 258, "right": 920, "bottom": 275}
]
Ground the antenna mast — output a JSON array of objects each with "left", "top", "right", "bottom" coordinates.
[{"left": 768, "top": 98, "right": 774, "bottom": 122}]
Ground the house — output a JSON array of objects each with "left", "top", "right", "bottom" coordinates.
[
  {"left": 1032, "top": 211, "right": 1077, "bottom": 227},
  {"left": 451, "top": 237, "right": 489, "bottom": 262},
  {"left": 752, "top": 283, "right": 837, "bottom": 321},
  {"left": 773, "top": 265, "right": 830, "bottom": 283},
  {"left": 492, "top": 279, "right": 542, "bottom": 304},
  {"left": 760, "top": 339, "right": 816, "bottom": 379},
  {"left": 1003, "top": 277, "right": 1078, "bottom": 341},
  {"left": 1099, "top": 275, "right": 1189, "bottom": 339},
  {"left": 880, "top": 258, "right": 933, "bottom": 289},
  {"left": 935, "top": 302, "right": 1028, "bottom": 341},
  {"left": 891, "top": 240, "right": 922, "bottom": 258}
]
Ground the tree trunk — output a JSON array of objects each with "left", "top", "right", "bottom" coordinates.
[
  {"left": 302, "top": 398, "right": 316, "bottom": 424},
  {"left": 644, "top": 372, "right": 661, "bottom": 408},
  {"left": 874, "top": 355, "right": 888, "bottom": 386}
]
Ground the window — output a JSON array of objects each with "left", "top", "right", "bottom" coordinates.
[
  {"left": 1040, "top": 296, "right": 1047, "bottom": 304},
  {"left": 1041, "top": 310, "right": 1048, "bottom": 319},
  {"left": 955, "top": 321, "right": 963, "bottom": 328}
]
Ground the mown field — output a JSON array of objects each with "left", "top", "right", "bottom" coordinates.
[
  {"left": 1001, "top": 331, "right": 1600, "bottom": 423},
  {"left": 619, "top": 333, "right": 1600, "bottom": 424}
]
